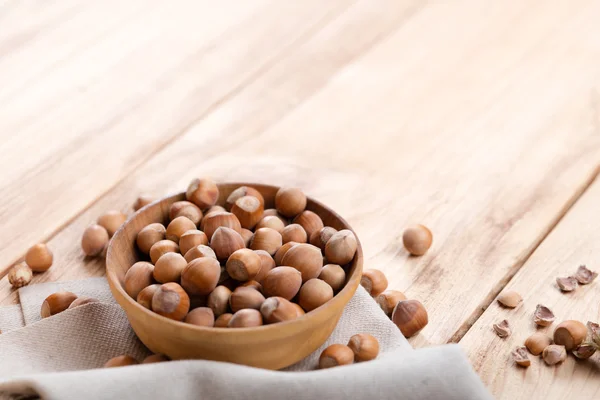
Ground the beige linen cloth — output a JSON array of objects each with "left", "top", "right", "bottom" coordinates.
[{"left": 0, "top": 278, "right": 492, "bottom": 400}]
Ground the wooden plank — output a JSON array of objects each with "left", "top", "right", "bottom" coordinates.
[
  {"left": 0, "top": 0, "right": 426, "bottom": 303},
  {"left": 460, "top": 174, "right": 600, "bottom": 400},
  {"left": 0, "top": 0, "right": 354, "bottom": 273}
]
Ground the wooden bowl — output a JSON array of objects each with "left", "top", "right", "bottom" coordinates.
[{"left": 106, "top": 183, "right": 363, "bottom": 370}]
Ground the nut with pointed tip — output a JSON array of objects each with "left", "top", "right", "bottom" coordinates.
[
  {"left": 319, "top": 264, "right": 346, "bottom": 292},
  {"left": 360, "top": 269, "right": 388, "bottom": 296},
  {"left": 256, "top": 216, "right": 285, "bottom": 233},
  {"left": 207, "top": 286, "right": 232, "bottom": 317},
  {"left": 573, "top": 344, "right": 597, "bottom": 359},
  {"left": 402, "top": 224, "right": 433, "bottom": 256},
  {"left": 281, "top": 224, "right": 307, "bottom": 244},
  {"left": 325, "top": 230, "right": 357, "bottom": 265},
  {"left": 574, "top": 265, "right": 598, "bottom": 284},
  {"left": 262, "top": 266, "right": 302, "bottom": 300},
  {"left": 25, "top": 243, "right": 54, "bottom": 272},
  {"left": 97, "top": 211, "right": 127, "bottom": 237},
  {"left": 211, "top": 227, "right": 245, "bottom": 260},
  {"left": 214, "top": 313, "right": 233, "bottom": 327},
  {"left": 319, "top": 344, "right": 354, "bottom": 369},
  {"left": 41, "top": 291, "right": 78, "bottom": 318},
  {"left": 152, "top": 282, "right": 190, "bottom": 321},
  {"left": 241, "top": 280, "right": 263, "bottom": 292},
  {"left": 124, "top": 261, "right": 155, "bottom": 299},
  {"left": 556, "top": 276, "right": 578, "bottom": 292},
  {"left": 274, "top": 242, "right": 298, "bottom": 266},
  {"left": 533, "top": 304, "right": 555, "bottom": 327},
  {"left": 250, "top": 228, "right": 282, "bottom": 256},
  {"left": 154, "top": 252, "right": 187, "bottom": 283},
  {"left": 68, "top": 296, "right": 99, "bottom": 309},
  {"left": 231, "top": 196, "right": 264, "bottom": 230},
  {"left": 226, "top": 249, "right": 262, "bottom": 281},
  {"left": 293, "top": 211, "right": 324, "bottom": 238},
  {"left": 8, "top": 262, "right": 32, "bottom": 288},
  {"left": 202, "top": 206, "right": 227, "bottom": 228},
  {"left": 179, "top": 230, "right": 209, "bottom": 256},
  {"left": 262, "top": 209, "right": 288, "bottom": 225},
  {"left": 348, "top": 333, "right": 379, "bottom": 362},
  {"left": 181, "top": 257, "right": 221, "bottom": 296},
  {"left": 169, "top": 201, "right": 203, "bottom": 225},
  {"left": 512, "top": 346, "right": 530, "bottom": 367},
  {"left": 310, "top": 227, "right": 337, "bottom": 251},
  {"left": 493, "top": 320, "right": 511, "bottom": 338},
  {"left": 142, "top": 354, "right": 170, "bottom": 364},
  {"left": 137, "top": 284, "right": 161, "bottom": 309},
  {"left": 81, "top": 224, "right": 109, "bottom": 256},
  {"left": 166, "top": 216, "right": 196, "bottom": 243},
  {"left": 240, "top": 229, "right": 253, "bottom": 247},
  {"left": 184, "top": 244, "right": 216, "bottom": 263},
  {"left": 375, "top": 290, "right": 407, "bottom": 316},
  {"left": 260, "top": 297, "right": 299, "bottom": 324},
  {"left": 298, "top": 279, "right": 333, "bottom": 312},
  {"left": 554, "top": 320, "right": 587, "bottom": 350},
  {"left": 228, "top": 309, "right": 263, "bottom": 328},
  {"left": 202, "top": 212, "right": 242, "bottom": 241},
  {"left": 104, "top": 355, "right": 139, "bottom": 368},
  {"left": 254, "top": 250, "right": 276, "bottom": 283},
  {"left": 186, "top": 178, "right": 219, "bottom": 209},
  {"left": 524, "top": 332, "right": 552, "bottom": 355},
  {"left": 496, "top": 291, "right": 522, "bottom": 308},
  {"left": 392, "top": 300, "right": 428, "bottom": 338},
  {"left": 149, "top": 240, "right": 179, "bottom": 264},
  {"left": 281, "top": 243, "right": 323, "bottom": 282},
  {"left": 542, "top": 345, "right": 567, "bottom": 365},
  {"left": 184, "top": 307, "right": 215, "bottom": 327},
  {"left": 133, "top": 195, "right": 154, "bottom": 211},
  {"left": 229, "top": 286, "right": 265, "bottom": 313},
  {"left": 136, "top": 223, "right": 166, "bottom": 254},
  {"left": 275, "top": 188, "right": 306, "bottom": 218},
  {"left": 226, "top": 186, "right": 265, "bottom": 210}
]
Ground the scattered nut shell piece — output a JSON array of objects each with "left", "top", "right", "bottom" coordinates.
[
  {"left": 8, "top": 262, "right": 32, "bottom": 288},
  {"left": 542, "top": 345, "right": 567, "bottom": 365},
  {"left": 574, "top": 265, "right": 598, "bottom": 285},
  {"left": 533, "top": 304, "right": 555, "bottom": 327},
  {"left": 556, "top": 276, "right": 578, "bottom": 292},
  {"left": 493, "top": 320, "right": 511, "bottom": 338},
  {"left": 496, "top": 291, "right": 522, "bottom": 308},
  {"left": 573, "top": 344, "right": 597, "bottom": 359},
  {"left": 512, "top": 346, "right": 530, "bottom": 367}
]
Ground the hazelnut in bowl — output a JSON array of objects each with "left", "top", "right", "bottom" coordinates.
[{"left": 106, "top": 181, "right": 363, "bottom": 370}]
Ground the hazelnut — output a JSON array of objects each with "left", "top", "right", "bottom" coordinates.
[
  {"left": 512, "top": 346, "right": 530, "bottom": 368},
  {"left": 211, "top": 227, "right": 245, "bottom": 260},
  {"left": 184, "top": 307, "right": 215, "bottom": 327},
  {"left": 556, "top": 276, "right": 578, "bottom": 292},
  {"left": 281, "top": 243, "right": 323, "bottom": 282},
  {"left": 149, "top": 240, "right": 179, "bottom": 264},
  {"left": 241, "top": 280, "right": 263, "bottom": 292},
  {"left": 142, "top": 354, "right": 170, "bottom": 364},
  {"left": 402, "top": 224, "right": 433, "bottom": 256},
  {"left": 392, "top": 300, "right": 428, "bottom": 338},
  {"left": 275, "top": 188, "right": 306, "bottom": 217},
  {"left": 203, "top": 212, "right": 242, "bottom": 241},
  {"left": 293, "top": 210, "right": 324, "bottom": 238},
  {"left": 348, "top": 333, "right": 379, "bottom": 362},
  {"left": 229, "top": 286, "right": 266, "bottom": 312},
  {"left": 152, "top": 282, "right": 190, "bottom": 321},
  {"left": 554, "top": 320, "right": 587, "bottom": 350},
  {"left": 574, "top": 265, "right": 598, "bottom": 284},
  {"left": 183, "top": 244, "right": 217, "bottom": 263},
  {"left": 254, "top": 250, "right": 276, "bottom": 283},
  {"left": 169, "top": 201, "right": 203, "bottom": 225},
  {"left": 324, "top": 230, "right": 357, "bottom": 265},
  {"left": 133, "top": 195, "right": 154, "bottom": 211},
  {"left": 310, "top": 227, "right": 337, "bottom": 251},
  {"left": 292, "top": 302, "right": 305, "bottom": 317},
  {"left": 574, "top": 344, "right": 597, "bottom": 359},
  {"left": 281, "top": 224, "right": 307, "bottom": 244},
  {"left": 226, "top": 186, "right": 265, "bottom": 209},
  {"left": 274, "top": 241, "right": 298, "bottom": 266},
  {"left": 493, "top": 320, "right": 511, "bottom": 338},
  {"left": 25, "top": 243, "right": 54, "bottom": 272},
  {"left": 262, "top": 266, "right": 302, "bottom": 300},
  {"left": 214, "top": 313, "right": 233, "bottom": 327},
  {"left": 137, "top": 284, "right": 161, "bottom": 309},
  {"left": 226, "top": 248, "right": 262, "bottom": 281},
  {"left": 181, "top": 257, "right": 221, "bottom": 296},
  {"left": 240, "top": 229, "right": 254, "bottom": 247},
  {"left": 542, "top": 344, "right": 567, "bottom": 365},
  {"left": 228, "top": 309, "right": 263, "bottom": 328},
  {"left": 298, "top": 279, "right": 333, "bottom": 311},
  {"left": 260, "top": 296, "right": 299, "bottom": 323},
  {"left": 375, "top": 290, "right": 407, "bottom": 316},
  {"left": 319, "top": 344, "right": 354, "bottom": 369},
  {"left": 524, "top": 333, "right": 552, "bottom": 355},
  {"left": 136, "top": 223, "right": 166, "bottom": 254},
  {"left": 186, "top": 178, "right": 219, "bottom": 209},
  {"left": 124, "top": 261, "right": 155, "bottom": 299},
  {"left": 8, "top": 262, "right": 32, "bottom": 288},
  {"left": 166, "top": 216, "right": 196, "bottom": 243},
  {"left": 154, "top": 252, "right": 187, "bottom": 283},
  {"left": 318, "top": 264, "right": 346, "bottom": 292},
  {"left": 104, "top": 355, "right": 139, "bottom": 368},
  {"left": 68, "top": 296, "right": 99, "bottom": 309},
  {"left": 97, "top": 211, "right": 127, "bottom": 237},
  {"left": 262, "top": 209, "right": 288, "bottom": 225},
  {"left": 360, "top": 269, "right": 388, "bottom": 296},
  {"left": 496, "top": 291, "right": 522, "bottom": 308},
  {"left": 201, "top": 206, "right": 227, "bottom": 229},
  {"left": 179, "top": 230, "right": 209, "bottom": 256},
  {"left": 256, "top": 216, "right": 285, "bottom": 232},
  {"left": 207, "top": 285, "right": 232, "bottom": 316},
  {"left": 533, "top": 304, "right": 555, "bottom": 327},
  {"left": 81, "top": 224, "right": 109, "bottom": 256},
  {"left": 250, "top": 227, "right": 282, "bottom": 256},
  {"left": 41, "top": 291, "right": 78, "bottom": 318},
  {"left": 231, "top": 196, "right": 264, "bottom": 230}
]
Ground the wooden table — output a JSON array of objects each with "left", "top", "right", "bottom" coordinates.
[{"left": 1, "top": 1, "right": 599, "bottom": 398}]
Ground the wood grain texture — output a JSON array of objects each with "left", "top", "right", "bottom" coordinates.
[
  {"left": 0, "top": 0, "right": 353, "bottom": 274},
  {"left": 460, "top": 176, "right": 600, "bottom": 400}
]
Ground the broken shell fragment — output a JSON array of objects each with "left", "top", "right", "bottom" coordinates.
[
  {"left": 587, "top": 321, "right": 600, "bottom": 348},
  {"left": 556, "top": 276, "right": 578, "bottom": 292},
  {"left": 574, "top": 265, "right": 598, "bottom": 285},
  {"left": 542, "top": 344, "right": 567, "bottom": 365},
  {"left": 533, "top": 304, "right": 555, "bottom": 327},
  {"left": 512, "top": 346, "right": 531, "bottom": 367},
  {"left": 573, "top": 343, "right": 597, "bottom": 359},
  {"left": 496, "top": 291, "right": 522, "bottom": 308},
  {"left": 493, "top": 320, "right": 511, "bottom": 338}
]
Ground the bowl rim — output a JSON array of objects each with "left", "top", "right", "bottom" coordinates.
[{"left": 106, "top": 182, "right": 363, "bottom": 334}]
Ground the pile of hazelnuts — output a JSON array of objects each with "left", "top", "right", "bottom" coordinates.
[{"left": 124, "top": 178, "right": 361, "bottom": 329}]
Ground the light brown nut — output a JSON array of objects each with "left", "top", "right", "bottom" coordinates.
[
  {"left": 136, "top": 223, "right": 166, "bottom": 254},
  {"left": 41, "top": 292, "right": 78, "bottom": 318},
  {"left": 496, "top": 291, "right": 522, "bottom": 308},
  {"left": 402, "top": 224, "right": 433, "bottom": 256},
  {"left": 25, "top": 243, "right": 54, "bottom": 272},
  {"left": 124, "top": 261, "right": 155, "bottom": 299},
  {"left": 348, "top": 333, "right": 379, "bottom": 362},
  {"left": 8, "top": 262, "right": 32, "bottom": 288},
  {"left": 97, "top": 211, "right": 127, "bottom": 237},
  {"left": 319, "top": 344, "right": 354, "bottom": 369}
]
